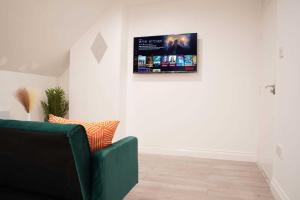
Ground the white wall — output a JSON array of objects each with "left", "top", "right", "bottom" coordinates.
[
  {"left": 69, "top": 1, "right": 126, "bottom": 139},
  {"left": 0, "top": 70, "right": 57, "bottom": 121},
  {"left": 57, "top": 68, "right": 70, "bottom": 117},
  {"left": 125, "top": 0, "right": 262, "bottom": 161},
  {"left": 58, "top": 68, "right": 69, "bottom": 96},
  {"left": 270, "top": 0, "right": 300, "bottom": 199}
]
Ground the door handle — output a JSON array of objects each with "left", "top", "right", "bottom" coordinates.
[{"left": 265, "top": 84, "right": 276, "bottom": 95}]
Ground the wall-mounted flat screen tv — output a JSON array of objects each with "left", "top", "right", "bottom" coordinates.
[{"left": 133, "top": 33, "right": 197, "bottom": 73}]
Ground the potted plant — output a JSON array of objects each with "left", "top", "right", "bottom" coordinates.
[{"left": 41, "top": 87, "right": 69, "bottom": 121}]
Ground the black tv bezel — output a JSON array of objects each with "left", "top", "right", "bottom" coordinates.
[{"left": 133, "top": 33, "right": 198, "bottom": 74}]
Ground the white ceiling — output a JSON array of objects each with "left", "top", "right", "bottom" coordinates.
[{"left": 0, "top": 0, "right": 110, "bottom": 76}]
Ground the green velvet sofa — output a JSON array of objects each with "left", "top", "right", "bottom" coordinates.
[{"left": 0, "top": 119, "right": 138, "bottom": 200}]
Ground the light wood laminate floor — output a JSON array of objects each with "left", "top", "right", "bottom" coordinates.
[{"left": 125, "top": 154, "right": 274, "bottom": 200}]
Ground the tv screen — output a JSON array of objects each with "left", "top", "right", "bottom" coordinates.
[{"left": 133, "top": 33, "right": 197, "bottom": 73}]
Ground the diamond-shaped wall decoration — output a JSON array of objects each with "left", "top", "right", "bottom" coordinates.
[
  {"left": 91, "top": 33, "right": 107, "bottom": 64},
  {"left": 91, "top": 33, "right": 107, "bottom": 63}
]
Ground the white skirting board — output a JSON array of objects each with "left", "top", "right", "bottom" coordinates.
[
  {"left": 270, "top": 178, "right": 291, "bottom": 200},
  {"left": 255, "top": 163, "right": 290, "bottom": 200},
  {"left": 139, "top": 146, "right": 256, "bottom": 162}
]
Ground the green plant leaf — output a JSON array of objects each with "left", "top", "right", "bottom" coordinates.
[{"left": 41, "top": 87, "right": 69, "bottom": 120}]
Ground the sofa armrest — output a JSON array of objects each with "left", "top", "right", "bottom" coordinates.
[{"left": 91, "top": 136, "right": 138, "bottom": 200}]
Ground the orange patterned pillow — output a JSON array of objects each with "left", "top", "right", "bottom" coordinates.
[{"left": 48, "top": 114, "right": 119, "bottom": 153}]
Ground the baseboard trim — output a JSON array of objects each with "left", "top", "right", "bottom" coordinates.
[
  {"left": 270, "top": 178, "right": 290, "bottom": 200},
  {"left": 139, "top": 146, "right": 256, "bottom": 162},
  {"left": 257, "top": 163, "right": 272, "bottom": 183}
]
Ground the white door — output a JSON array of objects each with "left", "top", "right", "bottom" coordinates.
[{"left": 257, "top": 0, "right": 278, "bottom": 180}]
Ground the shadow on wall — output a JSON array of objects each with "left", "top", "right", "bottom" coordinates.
[{"left": 132, "top": 39, "right": 203, "bottom": 82}]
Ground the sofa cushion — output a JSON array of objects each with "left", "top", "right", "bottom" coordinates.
[{"left": 48, "top": 115, "right": 119, "bottom": 153}]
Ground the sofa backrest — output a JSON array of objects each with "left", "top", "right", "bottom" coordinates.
[{"left": 0, "top": 120, "right": 91, "bottom": 200}]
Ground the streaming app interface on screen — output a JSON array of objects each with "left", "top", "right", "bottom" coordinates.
[{"left": 134, "top": 33, "right": 197, "bottom": 73}]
